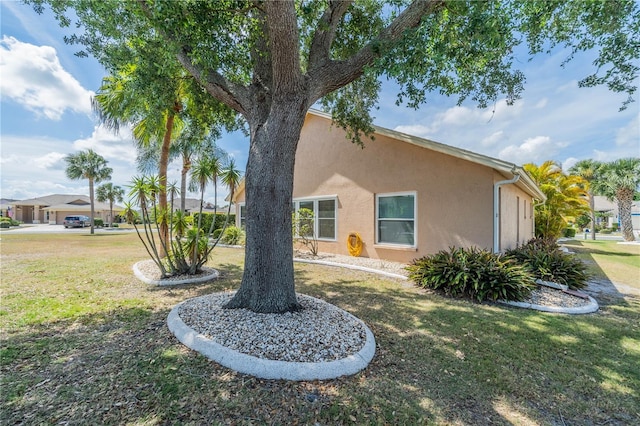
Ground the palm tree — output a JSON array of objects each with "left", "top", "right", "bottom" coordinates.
[
  {"left": 65, "top": 149, "right": 113, "bottom": 235},
  {"left": 593, "top": 158, "right": 640, "bottom": 241},
  {"left": 524, "top": 161, "right": 590, "bottom": 239},
  {"left": 96, "top": 182, "right": 125, "bottom": 227},
  {"left": 569, "top": 159, "right": 603, "bottom": 240}
]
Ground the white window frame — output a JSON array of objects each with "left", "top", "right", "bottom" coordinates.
[
  {"left": 238, "top": 203, "right": 246, "bottom": 229},
  {"left": 375, "top": 191, "right": 417, "bottom": 247},
  {"left": 292, "top": 196, "right": 337, "bottom": 241}
]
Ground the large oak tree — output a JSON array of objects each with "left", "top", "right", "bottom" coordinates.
[{"left": 34, "top": 0, "right": 639, "bottom": 312}]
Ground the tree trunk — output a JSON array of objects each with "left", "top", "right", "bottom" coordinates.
[
  {"left": 158, "top": 110, "right": 176, "bottom": 256},
  {"left": 89, "top": 178, "right": 95, "bottom": 235},
  {"left": 589, "top": 190, "right": 596, "bottom": 240},
  {"left": 224, "top": 104, "right": 307, "bottom": 313},
  {"left": 180, "top": 155, "right": 191, "bottom": 213},
  {"left": 617, "top": 188, "right": 636, "bottom": 241}
]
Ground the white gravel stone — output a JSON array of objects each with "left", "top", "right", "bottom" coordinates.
[{"left": 177, "top": 292, "right": 366, "bottom": 363}]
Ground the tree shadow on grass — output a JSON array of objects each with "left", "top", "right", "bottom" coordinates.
[
  {"left": 562, "top": 240, "right": 640, "bottom": 304},
  {"left": 3, "top": 262, "right": 639, "bottom": 425}
]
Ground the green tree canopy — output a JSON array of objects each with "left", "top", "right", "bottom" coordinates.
[
  {"left": 35, "top": 0, "right": 640, "bottom": 312},
  {"left": 65, "top": 149, "right": 113, "bottom": 235},
  {"left": 525, "top": 161, "right": 590, "bottom": 239},
  {"left": 593, "top": 158, "right": 640, "bottom": 241},
  {"left": 569, "top": 159, "right": 604, "bottom": 240},
  {"left": 96, "top": 182, "right": 124, "bottom": 227}
]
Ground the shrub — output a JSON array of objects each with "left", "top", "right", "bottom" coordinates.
[
  {"left": 192, "top": 213, "right": 235, "bottom": 232},
  {"left": 112, "top": 223, "right": 119, "bottom": 228},
  {"left": 506, "top": 239, "right": 589, "bottom": 289},
  {"left": 563, "top": 228, "right": 576, "bottom": 238},
  {"left": 599, "top": 228, "right": 612, "bottom": 234},
  {"left": 407, "top": 247, "right": 535, "bottom": 302},
  {"left": 0, "top": 222, "right": 10, "bottom": 229},
  {"left": 93, "top": 218, "right": 104, "bottom": 227},
  {"left": 220, "top": 226, "right": 245, "bottom": 246}
]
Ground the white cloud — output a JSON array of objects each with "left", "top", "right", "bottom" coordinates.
[
  {"left": 535, "top": 98, "right": 548, "bottom": 109},
  {"left": 562, "top": 157, "right": 579, "bottom": 172},
  {"left": 615, "top": 113, "right": 640, "bottom": 149},
  {"left": 72, "top": 125, "right": 138, "bottom": 164},
  {"left": 498, "top": 136, "right": 558, "bottom": 165},
  {"left": 0, "top": 36, "right": 93, "bottom": 120},
  {"left": 393, "top": 124, "right": 434, "bottom": 138},
  {"left": 481, "top": 131, "right": 504, "bottom": 147},
  {"left": 33, "top": 152, "right": 67, "bottom": 170}
]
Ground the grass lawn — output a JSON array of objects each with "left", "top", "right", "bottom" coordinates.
[
  {"left": 1, "top": 233, "right": 639, "bottom": 425},
  {"left": 561, "top": 239, "right": 640, "bottom": 289}
]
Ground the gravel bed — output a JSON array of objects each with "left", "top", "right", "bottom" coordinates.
[
  {"left": 177, "top": 292, "right": 366, "bottom": 362},
  {"left": 523, "top": 285, "right": 590, "bottom": 308},
  {"left": 294, "top": 251, "right": 409, "bottom": 276},
  {"left": 146, "top": 251, "right": 592, "bottom": 364}
]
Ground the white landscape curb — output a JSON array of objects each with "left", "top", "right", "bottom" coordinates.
[
  {"left": 167, "top": 293, "right": 376, "bottom": 381},
  {"left": 496, "top": 295, "right": 599, "bottom": 314},
  {"left": 132, "top": 261, "right": 219, "bottom": 286}
]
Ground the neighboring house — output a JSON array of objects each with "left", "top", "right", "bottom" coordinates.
[
  {"left": 0, "top": 198, "right": 17, "bottom": 218},
  {"left": 593, "top": 195, "right": 640, "bottom": 230},
  {"left": 233, "top": 109, "right": 546, "bottom": 264},
  {"left": 10, "top": 194, "right": 125, "bottom": 225},
  {"left": 182, "top": 198, "right": 225, "bottom": 215}
]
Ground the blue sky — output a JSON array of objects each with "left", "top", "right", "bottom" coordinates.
[{"left": 1, "top": 1, "right": 638, "bottom": 205}]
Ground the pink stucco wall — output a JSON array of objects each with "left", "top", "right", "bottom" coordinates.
[{"left": 236, "top": 112, "right": 536, "bottom": 263}]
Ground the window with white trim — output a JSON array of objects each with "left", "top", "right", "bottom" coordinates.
[
  {"left": 376, "top": 192, "right": 416, "bottom": 246},
  {"left": 239, "top": 204, "right": 246, "bottom": 229},
  {"left": 292, "top": 197, "right": 337, "bottom": 240}
]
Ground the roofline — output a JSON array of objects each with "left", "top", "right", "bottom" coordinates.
[
  {"left": 232, "top": 109, "right": 547, "bottom": 202},
  {"left": 307, "top": 109, "right": 546, "bottom": 201}
]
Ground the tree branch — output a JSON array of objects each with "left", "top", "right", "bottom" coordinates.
[
  {"left": 307, "top": 1, "right": 353, "bottom": 71},
  {"left": 307, "top": 0, "right": 444, "bottom": 103},
  {"left": 137, "top": 0, "right": 249, "bottom": 116}
]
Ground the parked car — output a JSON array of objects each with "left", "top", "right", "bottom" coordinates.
[{"left": 63, "top": 215, "right": 90, "bottom": 228}]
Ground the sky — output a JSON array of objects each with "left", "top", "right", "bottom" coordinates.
[{"left": 1, "top": 1, "right": 639, "bottom": 206}]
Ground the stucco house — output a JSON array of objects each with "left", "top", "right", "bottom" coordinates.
[
  {"left": 10, "top": 194, "right": 125, "bottom": 225},
  {"left": 233, "top": 109, "right": 545, "bottom": 264}
]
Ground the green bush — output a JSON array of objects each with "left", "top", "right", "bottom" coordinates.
[
  {"left": 599, "top": 228, "right": 612, "bottom": 234},
  {"left": 563, "top": 228, "right": 576, "bottom": 238},
  {"left": 220, "top": 226, "right": 245, "bottom": 246},
  {"left": 93, "top": 218, "right": 104, "bottom": 227},
  {"left": 192, "top": 213, "right": 235, "bottom": 233},
  {"left": 0, "top": 217, "right": 10, "bottom": 223},
  {"left": 0, "top": 222, "right": 10, "bottom": 228},
  {"left": 112, "top": 223, "right": 119, "bottom": 228},
  {"left": 406, "top": 247, "right": 535, "bottom": 302},
  {"left": 506, "top": 239, "right": 589, "bottom": 289}
]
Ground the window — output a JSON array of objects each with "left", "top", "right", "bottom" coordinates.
[
  {"left": 376, "top": 192, "right": 416, "bottom": 246},
  {"left": 292, "top": 197, "right": 337, "bottom": 240},
  {"left": 239, "top": 204, "right": 246, "bottom": 229}
]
